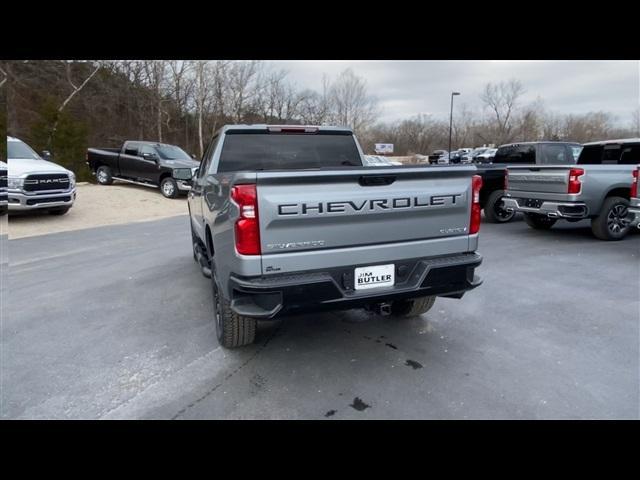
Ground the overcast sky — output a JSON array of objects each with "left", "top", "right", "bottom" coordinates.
[{"left": 270, "top": 60, "right": 639, "bottom": 126}]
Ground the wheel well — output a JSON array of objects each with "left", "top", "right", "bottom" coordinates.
[
  {"left": 605, "top": 187, "right": 630, "bottom": 200},
  {"left": 205, "top": 225, "right": 214, "bottom": 259},
  {"left": 159, "top": 172, "right": 172, "bottom": 183}
]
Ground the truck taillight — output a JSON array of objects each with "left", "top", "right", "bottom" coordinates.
[
  {"left": 470, "top": 175, "right": 482, "bottom": 235},
  {"left": 631, "top": 169, "right": 639, "bottom": 198},
  {"left": 568, "top": 168, "right": 584, "bottom": 194},
  {"left": 231, "top": 184, "right": 261, "bottom": 255}
]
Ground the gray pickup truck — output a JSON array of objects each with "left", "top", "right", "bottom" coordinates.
[
  {"left": 188, "top": 125, "right": 483, "bottom": 348},
  {"left": 502, "top": 138, "right": 640, "bottom": 240},
  {"left": 629, "top": 165, "right": 640, "bottom": 228}
]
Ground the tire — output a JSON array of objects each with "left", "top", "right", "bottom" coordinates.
[
  {"left": 160, "top": 177, "right": 179, "bottom": 198},
  {"left": 211, "top": 263, "right": 256, "bottom": 348},
  {"left": 96, "top": 166, "right": 113, "bottom": 185},
  {"left": 524, "top": 213, "right": 557, "bottom": 230},
  {"left": 48, "top": 206, "right": 70, "bottom": 216},
  {"left": 392, "top": 296, "right": 436, "bottom": 318},
  {"left": 591, "top": 196, "right": 631, "bottom": 241},
  {"left": 484, "top": 189, "right": 515, "bottom": 223}
]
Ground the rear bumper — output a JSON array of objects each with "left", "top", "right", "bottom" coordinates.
[
  {"left": 226, "top": 252, "right": 482, "bottom": 319},
  {"left": 502, "top": 196, "right": 588, "bottom": 219},
  {"left": 8, "top": 189, "right": 77, "bottom": 211}
]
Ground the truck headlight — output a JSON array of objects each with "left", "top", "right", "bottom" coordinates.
[
  {"left": 68, "top": 172, "right": 76, "bottom": 188},
  {"left": 8, "top": 177, "right": 24, "bottom": 189}
]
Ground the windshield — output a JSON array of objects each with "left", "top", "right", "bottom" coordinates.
[
  {"left": 155, "top": 145, "right": 192, "bottom": 160},
  {"left": 8, "top": 140, "right": 41, "bottom": 160},
  {"left": 218, "top": 133, "right": 363, "bottom": 172}
]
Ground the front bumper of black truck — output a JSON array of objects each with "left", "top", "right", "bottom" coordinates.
[{"left": 227, "top": 252, "right": 482, "bottom": 319}]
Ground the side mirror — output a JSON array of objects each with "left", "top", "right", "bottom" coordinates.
[
  {"left": 191, "top": 154, "right": 196, "bottom": 159},
  {"left": 192, "top": 168, "right": 199, "bottom": 179},
  {"left": 41, "top": 150, "right": 52, "bottom": 160},
  {"left": 142, "top": 152, "right": 158, "bottom": 162}
]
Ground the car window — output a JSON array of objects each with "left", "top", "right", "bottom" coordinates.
[
  {"left": 570, "top": 146, "right": 583, "bottom": 162},
  {"left": 601, "top": 145, "right": 622, "bottom": 164},
  {"left": 199, "top": 135, "right": 219, "bottom": 177},
  {"left": 577, "top": 145, "right": 603, "bottom": 164},
  {"left": 138, "top": 145, "right": 157, "bottom": 157},
  {"left": 619, "top": 145, "right": 640, "bottom": 164},
  {"left": 493, "top": 145, "right": 534, "bottom": 164},
  {"left": 539, "top": 144, "right": 568, "bottom": 164},
  {"left": 124, "top": 143, "right": 139, "bottom": 156},
  {"left": 7, "top": 140, "right": 41, "bottom": 160},
  {"left": 217, "top": 133, "right": 362, "bottom": 172}
]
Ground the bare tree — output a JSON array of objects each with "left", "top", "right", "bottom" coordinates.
[
  {"left": 328, "top": 68, "right": 378, "bottom": 134},
  {"left": 226, "top": 61, "right": 261, "bottom": 123},
  {"left": 141, "top": 60, "right": 168, "bottom": 142},
  {"left": 47, "top": 60, "right": 101, "bottom": 148},
  {"left": 0, "top": 63, "right": 7, "bottom": 89},
  {"left": 480, "top": 79, "right": 526, "bottom": 144}
]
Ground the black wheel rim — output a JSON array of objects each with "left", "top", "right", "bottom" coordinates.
[
  {"left": 607, "top": 204, "right": 630, "bottom": 234},
  {"left": 494, "top": 199, "right": 515, "bottom": 221}
]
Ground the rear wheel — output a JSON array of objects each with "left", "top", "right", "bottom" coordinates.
[
  {"left": 96, "top": 166, "right": 113, "bottom": 185},
  {"left": 211, "top": 263, "right": 256, "bottom": 348},
  {"left": 524, "top": 213, "right": 557, "bottom": 230},
  {"left": 48, "top": 206, "right": 70, "bottom": 215},
  {"left": 484, "top": 189, "right": 515, "bottom": 223},
  {"left": 591, "top": 196, "right": 630, "bottom": 241},
  {"left": 392, "top": 296, "right": 436, "bottom": 318}
]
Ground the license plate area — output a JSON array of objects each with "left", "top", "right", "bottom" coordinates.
[
  {"left": 523, "top": 198, "right": 543, "bottom": 208},
  {"left": 354, "top": 264, "right": 395, "bottom": 290}
]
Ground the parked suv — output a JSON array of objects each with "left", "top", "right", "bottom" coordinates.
[
  {"left": 189, "top": 125, "right": 483, "bottom": 348},
  {"left": 7, "top": 137, "right": 77, "bottom": 215},
  {"left": 475, "top": 141, "right": 581, "bottom": 223},
  {"left": 503, "top": 138, "right": 640, "bottom": 240}
]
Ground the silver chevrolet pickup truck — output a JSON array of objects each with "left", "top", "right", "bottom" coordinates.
[
  {"left": 503, "top": 138, "right": 640, "bottom": 240},
  {"left": 188, "top": 125, "right": 483, "bottom": 348}
]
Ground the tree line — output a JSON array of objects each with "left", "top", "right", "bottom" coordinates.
[{"left": 1, "top": 60, "right": 637, "bottom": 179}]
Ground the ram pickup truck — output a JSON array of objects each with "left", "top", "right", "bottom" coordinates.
[
  {"left": 502, "top": 138, "right": 640, "bottom": 240},
  {"left": 0, "top": 161, "right": 7, "bottom": 215},
  {"left": 87, "top": 141, "right": 199, "bottom": 198},
  {"left": 7, "top": 137, "right": 77, "bottom": 215},
  {"left": 188, "top": 124, "right": 483, "bottom": 348},
  {"left": 476, "top": 141, "right": 581, "bottom": 224}
]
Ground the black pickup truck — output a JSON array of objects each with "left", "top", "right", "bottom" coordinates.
[
  {"left": 476, "top": 141, "right": 582, "bottom": 222},
  {"left": 86, "top": 141, "right": 200, "bottom": 198}
]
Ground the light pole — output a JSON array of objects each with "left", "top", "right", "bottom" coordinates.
[{"left": 449, "top": 91, "right": 460, "bottom": 157}]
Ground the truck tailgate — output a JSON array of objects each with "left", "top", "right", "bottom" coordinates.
[
  {"left": 507, "top": 166, "right": 572, "bottom": 194},
  {"left": 256, "top": 166, "right": 475, "bottom": 257}
]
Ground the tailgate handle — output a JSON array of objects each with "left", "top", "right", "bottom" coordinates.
[{"left": 359, "top": 175, "right": 396, "bottom": 186}]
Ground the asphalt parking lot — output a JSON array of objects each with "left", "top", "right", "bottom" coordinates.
[{"left": 2, "top": 215, "right": 639, "bottom": 419}]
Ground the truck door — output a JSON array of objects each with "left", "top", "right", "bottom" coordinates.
[
  {"left": 136, "top": 145, "right": 162, "bottom": 182},
  {"left": 189, "top": 135, "right": 219, "bottom": 240},
  {"left": 118, "top": 142, "right": 141, "bottom": 179}
]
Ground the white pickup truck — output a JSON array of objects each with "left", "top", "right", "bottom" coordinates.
[
  {"left": 503, "top": 138, "right": 639, "bottom": 240},
  {"left": 7, "top": 137, "right": 77, "bottom": 215}
]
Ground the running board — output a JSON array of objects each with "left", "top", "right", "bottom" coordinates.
[{"left": 112, "top": 177, "right": 158, "bottom": 189}]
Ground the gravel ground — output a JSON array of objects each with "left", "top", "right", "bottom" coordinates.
[
  {"left": 2, "top": 215, "right": 638, "bottom": 419},
  {"left": 8, "top": 182, "right": 188, "bottom": 239}
]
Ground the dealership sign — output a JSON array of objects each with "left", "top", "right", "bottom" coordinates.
[{"left": 375, "top": 143, "right": 394, "bottom": 154}]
